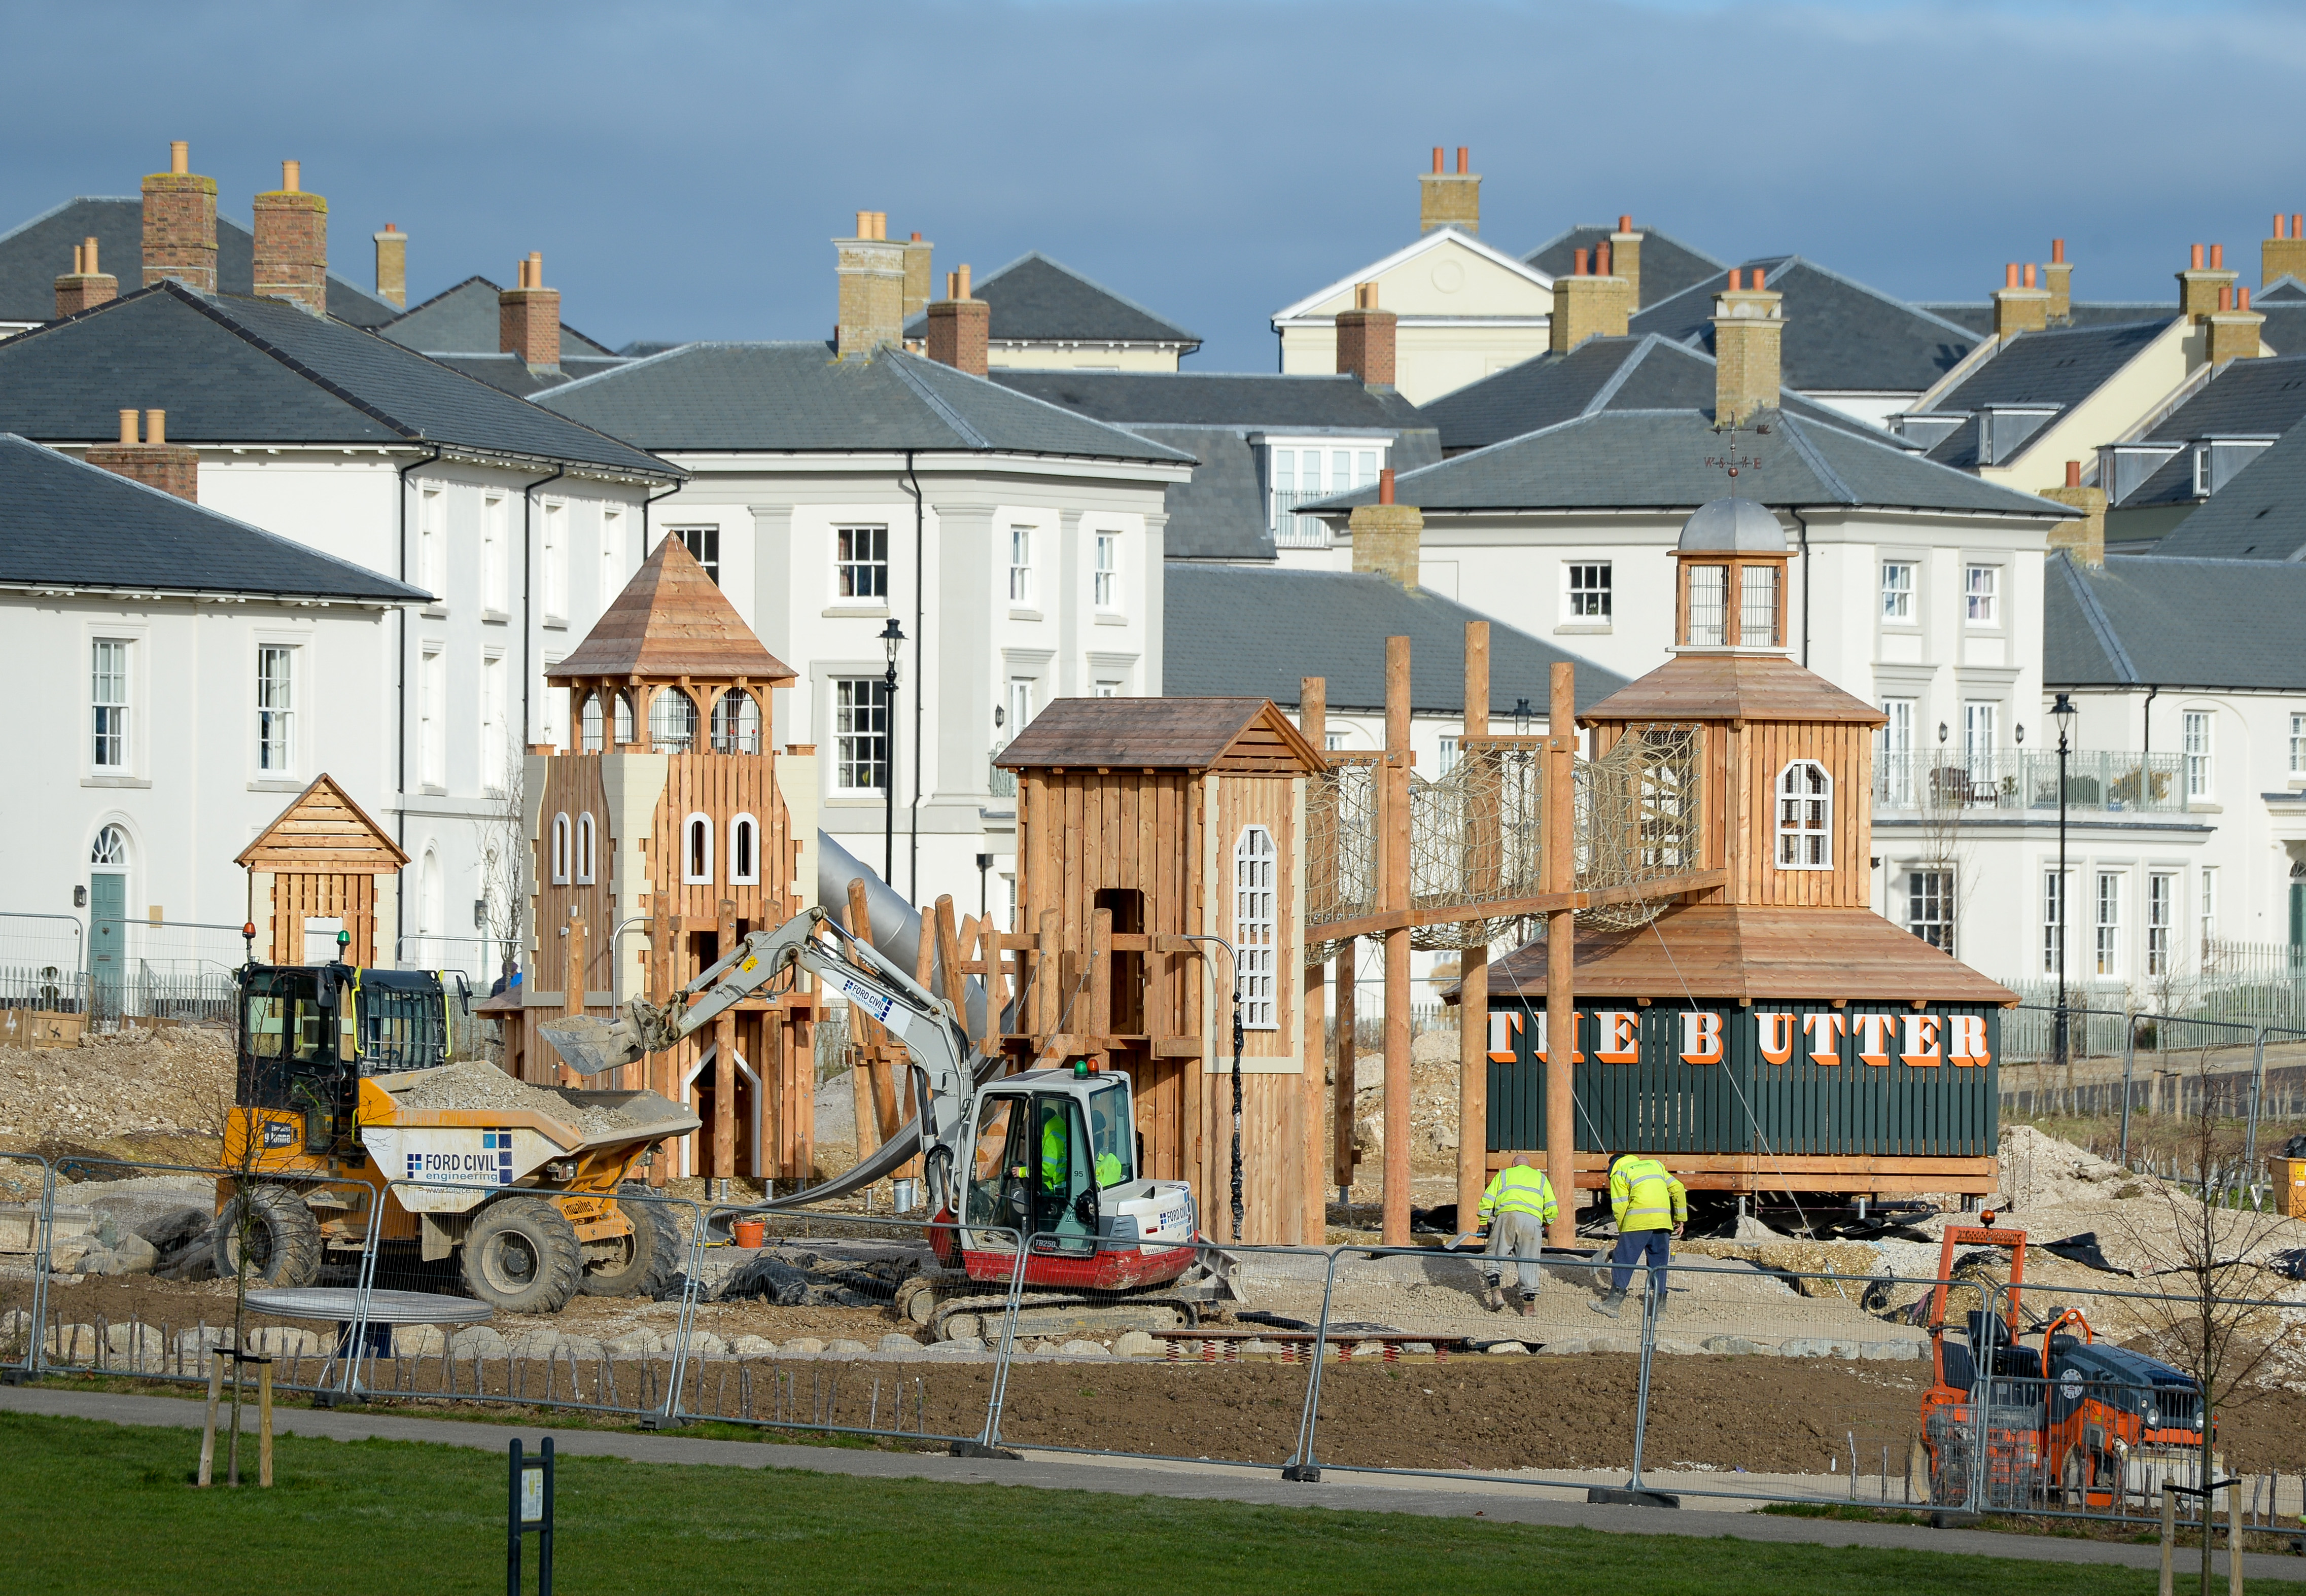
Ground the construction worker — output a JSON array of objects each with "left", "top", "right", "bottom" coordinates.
[
  {"left": 1475, "top": 1153, "right": 1556, "bottom": 1316},
  {"left": 1591, "top": 1150, "right": 1686, "bottom": 1318}
]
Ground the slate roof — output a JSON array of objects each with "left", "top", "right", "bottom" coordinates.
[
  {"left": 1309, "top": 406, "right": 2068, "bottom": 519},
  {"left": 1417, "top": 335, "right": 1905, "bottom": 455},
  {"left": 1918, "top": 302, "right": 2173, "bottom": 336},
  {"left": 992, "top": 371, "right": 1441, "bottom": 562},
  {"left": 899, "top": 253, "right": 1199, "bottom": 349},
  {"left": 2047, "top": 549, "right": 2306, "bottom": 688},
  {"left": 992, "top": 697, "right": 1320, "bottom": 771},
  {"left": 1919, "top": 318, "right": 2176, "bottom": 470},
  {"left": 1628, "top": 257, "right": 1978, "bottom": 395},
  {"left": 0, "top": 432, "right": 427, "bottom": 601},
  {"left": 1523, "top": 224, "right": 1722, "bottom": 307},
  {"left": 535, "top": 342, "right": 1194, "bottom": 464},
  {"left": 1163, "top": 564, "right": 1626, "bottom": 716},
  {"left": 2249, "top": 276, "right": 2306, "bottom": 359},
  {"left": 380, "top": 275, "right": 618, "bottom": 357},
  {"left": 0, "top": 195, "right": 399, "bottom": 328},
  {"left": 2146, "top": 416, "right": 2306, "bottom": 561},
  {"left": 549, "top": 533, "right": 792, "bottom": 683},
  {"left": 2112, "top": 353, "right": 2306, "bottom": 509},
  {"left": 0, "top": 282, "right": 675, "bottom": 478}
]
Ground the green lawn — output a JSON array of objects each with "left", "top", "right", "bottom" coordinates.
[{"left": 1, "top": 1410, "right": 2167, "bottom": 1595}]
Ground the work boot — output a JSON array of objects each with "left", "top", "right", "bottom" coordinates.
[
  {"left": 1590, "top": 1289, "right": 1625, "bottom": 1318},
  {"left": 1480, "top": 1285, "right": 1505, "bottom": 1312},
  {"left": 1518, "top": 1295, "right": 1540, "bottom": 1318}
]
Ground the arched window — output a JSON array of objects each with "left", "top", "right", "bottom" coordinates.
[
  {"left": 90, "top": 825, "right": 130, "bottom": 866},
  {"left": 575, "top": 814, "right": 596, "bottom": 885},
  {"left": 613, "top": 691, "right": 636, "bottom": 748},
  {"left": 729, "top": 813, "right": 759, "bottom": 885},
  {"left": 1233, "top": 825, "right": 1278, "bottom": 1031},
  {"left": 649, "top": 688, "right": 697, "bottom": 753},
  {"left": 581, "top": 692, "right": 604, "bottom": 753},
  {"left": 711, "top": 690, "right": 762, "bottom": 754},
  {"left": 550, "top": 813, "right": 571, "bottom": 884},
  {"left": 682, "top": 811, "right": 714, "bottom": 884},
  {"left": 1774, "top": 761, "right": 1832, "bottom": 869}
]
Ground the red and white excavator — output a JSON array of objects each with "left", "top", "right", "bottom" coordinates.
[{"left": 541, "top": 905, "right": 1214, "bottom": 1340}]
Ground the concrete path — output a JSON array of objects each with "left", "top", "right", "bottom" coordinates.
[{"left": 4, "top": 1384, "right": 2298, "bottom": 1583}]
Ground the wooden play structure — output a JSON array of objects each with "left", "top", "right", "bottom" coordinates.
[
  {"left": 503, "top": 536, "right": 823, "bottom": 1187},
  {"left": 237, "top": 774, "right": 408, "bottom": 966}
]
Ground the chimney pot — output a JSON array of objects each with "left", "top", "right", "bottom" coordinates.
[
  {"left": 911, "top": 231, "right": 921, "bottom": 242},
  {"left": 72, "top": 243, "right": 83, "bottom": 275},
  {"left": 2051, "top": 238, "right": 2065, "bottom": 264},
  {"left": 1456, "top": 146, "right": 1468, "bottom": 174},
  {"left": 2241, "top": 286, "right": 2253, "bottom": 311},
  {"left": 956, "top": 262, "right": 971, "bottom": 299},
  {"left": 281, "top": 160, "right": 300, "bottom": 193},
  {"left": 2023, "top": 262, "right": 2037, "bottom": 289},
  {"left": 1431, "top": 147, "right": 1444, "bottom": 174},
  {"left": 2211, "top": 243, "right": 2224, "bottom": 269},
  {"left": 1595, "top": 240, "right": 1611, "bottom": 276},
  {"left": 145, "top": 409, "right": 165, "bottom": 445},
  {"left": 857, "top": 210, "right": 874, "bottom": 239},
  {"left": 1727, "top": 267, "right": 1741, "bottom": 291},
  {"left": 2005, "top": 263, "right": 2020, "bottom": 288},
  {"left": 1379, "top": 468, "right": 1395, "bottom": 505},
  {"left": 169, "top": 140, "right": 188, "bottom": 175},
  {"left": 1573, "top": 248, "right": 1588, "bottom": 276},
  {"left": 2294, "top": 214, "right": 2302, "bottom": 240},
  {"left": 2277, "top": 214, "right": 2288, "bottom": 241},
  {"left": 2066, "top": 459, "right": 2082, "bottom": 488},
  {"left": 1619, "top": 214, "right": 1633, "bottom": 232},
  {"left": 2191, "top": 243, "right": 2206, "bottom": 270},
  {"left": 2219, "top": 286, "right": 2232, "bottom": 311},
  {"left": 117, "top": 409, "right": 137, "bottom": 446},
  {"left": 84, "top": 237, "right": 98, "bottom": 274}
]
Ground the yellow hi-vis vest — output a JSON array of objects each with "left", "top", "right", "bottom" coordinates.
[
  {"left": 1609, "top": 1156, "right": 1687, "bottom": 1232},
  {"left": 1478, "top": 1165, "right": 1558, "bottom": 1225}
]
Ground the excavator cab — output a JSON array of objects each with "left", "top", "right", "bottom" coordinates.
[{"left": 966, "top": 1074, "right": 1135, "bottom": 1242}]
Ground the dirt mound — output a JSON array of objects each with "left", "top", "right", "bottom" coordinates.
[
  {"left": 380, "top": 1060, "right": 634, "bottom": 1138},
  {"left": 0, "top": 1028, "right": 231, "bottom": 1167}
]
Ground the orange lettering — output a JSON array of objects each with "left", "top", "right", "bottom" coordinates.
[
  {"left": 1949, "top": 1014, "right": 1990, "bottom": 1068},
  {"left": 1596, "top": 1010, "right": 1640, "bottom": 1065},
  {"left": 1900, "top": 1014, "right": 1942, "bottom": 1068},
  {"left": 1678, "top": 1011, "right": 1723, "bottom": 1065},
  {"left": 1756, "top": 1012, "right": 1797, "bottom": 1065},
  {"left": 1487, "top": 1011, "right": 1522, "bottom": 1065},
  {"left": 1804, "top": 1012, "right": 1846, "bottom": 1066},
  {"left": 1854, "top": 1013, "right": 1894, "bottom": 1068}
]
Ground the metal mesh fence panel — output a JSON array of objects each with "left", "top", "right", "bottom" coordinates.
[
  {"left": 671, "top": 1204, "right": 1015, "bottom": 1448},
  {"left": 981, "top": 1235, "right": 1326, "bottom": 1470},
  {"left": 0, "top": 1152, "right": 53, "bottom": 1379}
]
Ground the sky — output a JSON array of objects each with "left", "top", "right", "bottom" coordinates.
[{"left": 3, "top": 0, "right": 2301, "bottom": 368}]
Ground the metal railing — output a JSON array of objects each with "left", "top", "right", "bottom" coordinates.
[
  {"left": 987, "top": 757, "right": 1016, "bottom": 799},
  {"left": 1269, "top": 489, "right": 1339, "bottom": 549},
  {"left": 1872, "top": 749, "right": 2185, "bottom": 814}
]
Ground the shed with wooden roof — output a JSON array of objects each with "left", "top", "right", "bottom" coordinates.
[
  {"left": 237, "top": 774, "right": 409, "bottom": 966},
  {"left": 993, "top": 697, "right": 1326, "bottom": 1244}
]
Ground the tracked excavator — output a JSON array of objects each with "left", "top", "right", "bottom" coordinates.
[{"left": 540, "top": 905, "right": 1217, "bottom": 1341}]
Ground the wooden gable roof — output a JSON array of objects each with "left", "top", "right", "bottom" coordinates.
[
  {"left": 1581, "top": 652, "right": 1885, "bottom": 727},
  {"left": 548, "top": 534, "right": 795, "bottom": 685},
  {"left": 993, "top": 697, "right": 1324, "bottom": 775},
  {"left": 235, "top": 774, "right": 410, "bottom": 870}
]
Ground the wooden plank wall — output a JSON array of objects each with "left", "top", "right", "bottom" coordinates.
[
  {"left": 1016, "top": 771, "right": 1196, "bottom": 1041},
  {"left": 535, "top": 756, "right": 617, "bottom": 988},
  {"left": 1734, "top": 722, "right": 1873, "bottom": 908},
  {"left": 268, "top": 873, "right": 377, "bottom": 965}
]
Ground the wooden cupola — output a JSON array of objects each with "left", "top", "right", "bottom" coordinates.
[{"left": 1672, "top": 495, "right": 1789, "bottom": 653}]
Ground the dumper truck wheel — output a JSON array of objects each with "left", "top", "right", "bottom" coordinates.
[
  {"left": 461, "top": 1196, "right": 582, "bottom": 1315},
  {"left": 213, "top": 1184, "right": 323, "bottom": 1288},
  {"left": 580, "top": 1190, "right": 680, "bottom": 1299}
]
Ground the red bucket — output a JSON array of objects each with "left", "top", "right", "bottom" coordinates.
[{"left": 731, "top": 1219, "right": 765, "bottom": 1249}]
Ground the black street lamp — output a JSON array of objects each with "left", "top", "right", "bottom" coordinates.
[
  {"left": 2052, "top": 692, "right": 2078, "bottom": 1069},
  {"left": 881, "top": 617, "right": 905, "bottom": 886},
  {"left": 975, "top": 852, "right": 994, "bottom": 926}
]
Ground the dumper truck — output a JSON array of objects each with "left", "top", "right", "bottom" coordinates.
[{"left": 219, "top": 960, "right": 699, "bottom": 1313}]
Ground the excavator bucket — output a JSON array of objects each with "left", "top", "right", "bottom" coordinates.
[{"left": 536, "top": 1013, "right": 651, "bottom": 1076}]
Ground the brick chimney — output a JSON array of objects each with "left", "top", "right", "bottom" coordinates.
[
  {"left": 901, "top": 230, "right": 933, "bottom": 329},
  {"left": 1335, "top": 281, "right": 1397, "bottom": 387},
  {"left": 1418, "top": 146, "right": 1480, "bottom": 235},
  {"left": 85, "top": 409, "right": 198, "bottom": 502},
  {"left": 1549, "top": 245, "right": 1632, "bottom": 352},
  {"left": 1350, "top": 468, "right": 1422, "bottom": 586},
  {"left": 2206, "top": 284, "right": 2264, "bottom": 365},
  {"left": 499, "top": 253, "right": 561, "bottom": 372},
  {"left": 54, "top": 236, "right": 118, "bottom": 317},
  {"left": 2177, "top": 242, "right": 2238, "bottom": 322},
  {"left": 252, "top": 160, "right": 328, "bottom": 314},
  {"left": 925, "top": 265, "right": 990, "bottom": 376},
  {"left": 1610, "top": 214, "right": 1644, "bottom": 308},
  {"left": 373, "top": 223, "right": 407, "bottom": 308},
  {"left": 2043, "top": 239, "right": 2072, "bottom": 323},
  {"left": 1992, "top": 262, "right": 2050, "bottom": 340},
  {"left": 141, "top": 140, "right": 217, "bottom": 292},
  {"left": 1711, "top": 267, "right": 1785, "bottom": 425},
  {"left": 2264, "top": 212, "right": 2306, "bottom": 287},
  {"left": 835, "top": 210, "right": 906, "bottom": 360},
  {"left": 2039, "top": 458, "right": 2105, "bottom": 566}
]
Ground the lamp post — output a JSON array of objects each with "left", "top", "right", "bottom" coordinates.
[
  {"left": 975, "top": 852, "right": 994, "bottom": 926},
  {"left": 2052, "top": 692, "right": 2078, "bottom": 1070},
  {"left": 880, "top": 617, "right": 904, "bottom": 887}
]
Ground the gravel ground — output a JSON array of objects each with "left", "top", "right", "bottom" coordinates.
[{"left": 379, "top": 1061, "right": 634, "bottom": 1137}]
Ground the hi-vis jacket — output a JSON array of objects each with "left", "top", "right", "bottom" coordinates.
[
  {"left": 1609, "top": 1155, "right": 1688, "bottom": 1232},
  {"left": 1478, "top": 1165, "right": 1558, "bottom": 1226}
]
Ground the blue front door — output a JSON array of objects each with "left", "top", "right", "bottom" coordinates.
[{"left": 89, "top": 872, "right": 124, "bottom": 1023}]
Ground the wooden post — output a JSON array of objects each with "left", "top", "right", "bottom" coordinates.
[
  {"left": 2229, "top": 1475, "right": 2244, "bottom": 1596},
  {"left": 1301, "top": 675, "right": 1329, "bottom": 1245},
  {"left": 948, "top": 909, "right": 979, "bottom": 1046},
  {"left": 1333, "top": 941, "right": 1357, "bottom": 1198},
  {"left": 2160, "top": 1484, "right": 2175, "bottom": 1596},
  {"left": 1089, "top": 906, "right": 1113, "bottom": 1069},
  {"left": 257, "top": 1357, "right": 274, "bottom": 1487},
  {"left": 1544, "top": 660, "right": 1578, "bottom": 1247},
  {"left": 197, "top": 1350, "right": 222, "bottom": 1486},
  {"left": 1382, "top": 635, "right": 1413, "bottom": 1247},
  {"left": 714, "top": 899, "right": 738, "bottom": 1188},
  {"left": 1037, "top": 909, "right": 1063, "bottom": 1041},
  {"left": 844, "top": 880, "right": 882, "bottom": 1166},
  {"left": 561, "top": 916, "right": 586, "bottom": 1088},
  {"left": 1458, "top": 621, "right": 1491, "bottom": 1231}
]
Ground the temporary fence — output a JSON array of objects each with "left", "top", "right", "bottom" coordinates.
[{"left": 13, "top": 1151, "right": 2306, "bottom": 1538}]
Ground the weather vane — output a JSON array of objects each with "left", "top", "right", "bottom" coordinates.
[{"left": 1704, "top": 414, "right": 1772, "bottom": 480}]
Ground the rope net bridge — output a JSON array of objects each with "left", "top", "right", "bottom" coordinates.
[{"left": 1305, "top": 725, "right": 1702, "bottom": 959}]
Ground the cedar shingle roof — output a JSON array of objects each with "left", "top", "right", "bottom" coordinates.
[
  {"left": 547, "top": 535, "right": 793, "bottom": 682},
  {"left": 1581, "top": 652, "right": 1886, "bottom": 726},
  {"left": 993, "top": 697, "right": 1322, "bottom": 773}
]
